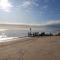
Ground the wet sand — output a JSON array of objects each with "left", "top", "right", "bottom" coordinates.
[{"left": 0, "top": 36, "right": 60, "bottom": 60}]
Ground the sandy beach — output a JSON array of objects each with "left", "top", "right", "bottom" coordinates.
[{"left": 0, "top": 36, "right": 60, "bottom": 60}]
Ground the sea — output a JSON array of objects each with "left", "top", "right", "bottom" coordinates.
[
  {"left": 0, "top": 26, "right": 60, "bottom": 42},
  {"left": 0, "top": 28, "right": 60, "bottom": 37}
]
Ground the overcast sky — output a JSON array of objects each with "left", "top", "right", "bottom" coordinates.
[{"left": 0, "top": 0, "right": 60, "bottom": 25}]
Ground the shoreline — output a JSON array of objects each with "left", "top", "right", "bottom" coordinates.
[
  {"left": 0, "top": 36, "right": 59, "bottom": 44},
  {"left": 0, "top": 36, "right": 31, "bottom": 46},
  {"left": 0, "top": 36, "right": 60, "bottom": 60}
]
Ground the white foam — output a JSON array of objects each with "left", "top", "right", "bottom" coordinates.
[{"left": 0, "top": 37, "right": 18, "bottom": 42}]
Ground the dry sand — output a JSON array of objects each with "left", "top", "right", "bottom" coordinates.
[{"left": 0, "top": 36, "right": 60, "bottom": 60}]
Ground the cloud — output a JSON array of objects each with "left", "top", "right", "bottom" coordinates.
[
  {"left": 21, "top": 0, "right": 39, "bottom": 10},
  {"left": 35, "top": 20, "right": 60, "bottom": 26},
  {"left": 46, "top": 20, "right": 60, "bottom": 25},
  {"left": 21, "top": 1, "right": 31, "bottom": 8},
  {"left": 41, "top": 5, "right": 48, "bottom": 11},
  {"left": 35, "top": 20, "right": 60, "bottom": 33},
  {"left": 45, "top": 20, "right": 60, "bottom": 32},
  {"left": 43, "top": 5, "right": 48, "bottom": 9}
]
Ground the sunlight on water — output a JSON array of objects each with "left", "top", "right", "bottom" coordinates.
[
  {"left": 0, "top": 32, "right": 15, "bottom": 42},
  {"left": 0, "top": 38, "right": 13, "bottom": 42},
  {"left": 0, "top": 29, "right": 8, "bottom": 31}
]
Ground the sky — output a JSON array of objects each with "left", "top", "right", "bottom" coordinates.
[{"left": 0, "top": 0, "right": 60, "bottom": 25}]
